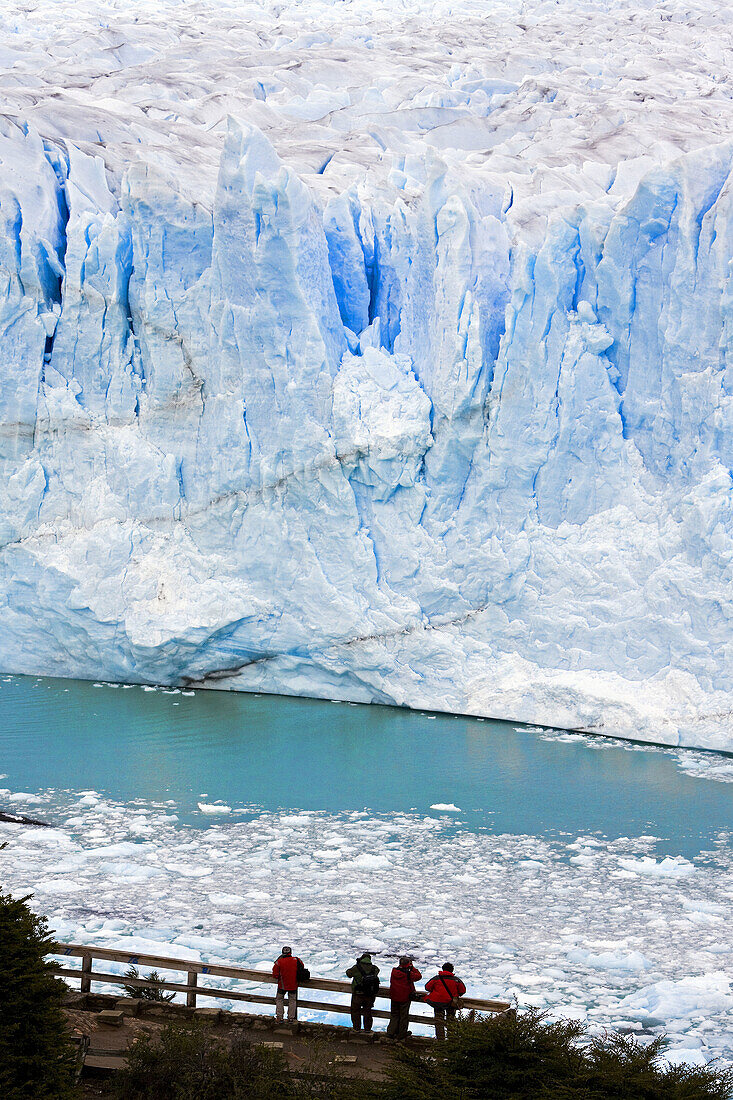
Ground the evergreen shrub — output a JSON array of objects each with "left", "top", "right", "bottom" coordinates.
[
  {"left": 117, "top": 1021, "right": 295, "bottom": 1100},
  {"left": 0, "top": 891, "right": 76, "bottom": 1100},
  {"left": 383, "top": 1009, "right": 733, "bottom": 1100},
  {"left": 122, "top": 966, "right": 176, "bottom": 1002},
  {"left": 113, "top": 1009, "right": 733, "bottom": 1100}
]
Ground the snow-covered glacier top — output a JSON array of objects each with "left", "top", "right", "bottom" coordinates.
[
  {"left": 1, "top": 0, "right": 733, "bottom": 748},
  {"left": 3, "top": 0, "right": 733, "bottom": 230}
]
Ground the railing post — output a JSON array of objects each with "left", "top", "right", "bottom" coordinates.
[
  {"left": 186, "top": 969, "right": 198, "bottom": 1008},
  {"left": 80, "top": 954, "right": 93, "bottom": 994}
]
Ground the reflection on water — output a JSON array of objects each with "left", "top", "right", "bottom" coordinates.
[{"left": 0, "top": 674, "right": 731, "bottom": 858}]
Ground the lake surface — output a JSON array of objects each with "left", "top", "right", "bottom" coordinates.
[
  {"left": 2, "top": 674, "right": 732, "bottom": 1062},
  {"left": 0, "top": 675, "right": 731, "bottom": 858}
]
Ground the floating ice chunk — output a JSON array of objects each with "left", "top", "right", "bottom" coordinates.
[
  {"left": 338, "top": 853, "right": 392, "bottom": 871},
  {"left": 105, "top": 937, "right": 203, "bottom": 963},
  {"left": 198, "top": 803, "right": 232, "bottom": 815},
  {"left": 680, "top": 898, "right": 726, "bottom": 916},
  {"left": 353, "top": 938, "right": 387, "bottom": 952},
  {"left": 567, "top": 948, "right": 651, "bottom": 971},
  {"left": 163, "top": 863, "right": 214, "bottom": 877},
  {"left": 34, "top": 879, "right": 84, "bottom": 893},
  {"left": 76, "top": 793, "right": 100, "bottom": 806},
  {"left": 100, "top": 862, "right": 163, "bottom": 882},
  {"left": 382, "top": 925, "right": 419, "bottom": 939},
  {"left": 209, "top": 893, "right": 246, "bottom": 907},
  {"left": 570, "top": 854, "right": 596, "bottom": 867},
  {"left": 618, "top": 857, "right": 695, "bottom": 878},
  {"left": 509, "top": 973, "right": 550, "bottom": 986},
  {"left": 662, "top": 1048, "right": 710, "bottom": 1069},
  {"left": 673, "top": 753, "right": 733, "bottom": 784},
  {"left": 618, "top": 973, "right": 733, "bottom": 1025},
  {"left": 430, "top": 804, "right": 461, "bottom": 812},
  {"left": 555, "top": 1005, "right": 587, "bottom": 1021}
]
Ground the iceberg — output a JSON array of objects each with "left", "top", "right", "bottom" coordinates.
[{"left": 1, "top": 0, "right": 733, "bottom": 749}]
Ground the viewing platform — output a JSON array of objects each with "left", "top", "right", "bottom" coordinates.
[
  {"left": 52, "top": 941, "right": 511, "bottom": 1026},
  {"left": 52, "top": 941, "right": 511, "bottom": 1077}
]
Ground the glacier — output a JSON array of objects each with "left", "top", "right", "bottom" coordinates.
[{"left": 1, "top": 0, "right": 733, "bottom": 749}]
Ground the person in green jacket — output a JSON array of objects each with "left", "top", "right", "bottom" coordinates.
[{"left": 346, "top": 952, "right": 380, "bottom": 1032}]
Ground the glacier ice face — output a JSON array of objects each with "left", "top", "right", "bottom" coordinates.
[{"left": 1, "top": 0, "right": 733, "bottom": 748}]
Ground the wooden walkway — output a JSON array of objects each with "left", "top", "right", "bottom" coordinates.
[{"left": 53, "top": 942, "right": 510, "bottom": 1029}]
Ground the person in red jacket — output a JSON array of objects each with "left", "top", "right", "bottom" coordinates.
[
  {"left": 272, "top": 946, "right": 303, "bottom": 1022},
  {"left": 386, "top": 955, "right": 422, "bottom": 1040},
  {"left": 425, "top": 962, "right": 466, "bottom": 1040}
]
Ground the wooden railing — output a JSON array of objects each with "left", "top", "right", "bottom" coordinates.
[{"left": 51, "top": 943, "right": 511, "bottom": 1027}]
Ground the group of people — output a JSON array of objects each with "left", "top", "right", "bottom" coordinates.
[{"left": 272, "top": 947, "right": 467, "bottom": 1041}]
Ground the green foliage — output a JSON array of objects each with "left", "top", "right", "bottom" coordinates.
[
  {"left": 114, "top": 1010, "right": 733, "bottom": 1100},
  {"left": 584, "top": 1032, "right": 733, "bottom": 1100},
  {"left": 122, "top": 966, "right": 176, "bottom": 1002},
  {"left": 116, "top": 1021, "right": 287, "bottom": 1100},
  {"left": 116, "top": 1021, "right": 380, "bottom": 1100},
  {"left": 382, "top": 1010, "right": 733, "bottom": 1100},
  {"left": 0, "top": 891, "right": 76, "bottom": 1100}
]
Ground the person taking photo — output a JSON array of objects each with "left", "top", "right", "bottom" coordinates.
[
  {"left": 346, "top": 951, "right": 380, "bottom": 1032},
  {"left": 424, "top": 961, "right": 466, "bottom": 1040},
  {"left": 386, "top": 955, "right": 421, "bottom": 1040}
]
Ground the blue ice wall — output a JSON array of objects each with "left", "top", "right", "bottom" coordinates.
[{"left": 1, "top": 120, "right": 732, "bottom": 749}]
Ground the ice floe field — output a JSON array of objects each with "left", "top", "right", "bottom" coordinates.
[
  {"left": 1, "top": 677, "right": 733, "bottom": 1064},
  {"left": 3, "top": 772, "right": 733, "bottom": 1063}
]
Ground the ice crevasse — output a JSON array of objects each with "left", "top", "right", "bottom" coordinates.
[{"left": 1, "top": 113, "right": 733, "bottom": 751}]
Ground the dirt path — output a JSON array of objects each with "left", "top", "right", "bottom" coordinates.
[{"left": 66, "top": 990, "right": 430, "bottom": 1088}]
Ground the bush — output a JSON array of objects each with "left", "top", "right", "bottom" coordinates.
[
  {"left": 116, "top": 1021, "right": 293, "bottom": 1100},
  {"left": 382, "top": 1010, "right": 733, "bottom": 1100},
  {"left": 0, "top": 891, "right": 77, "bottom": 1100},
  {"left": 116, "top": 1021, "right": 379, "bottom": 1100},
  {"left": 122, "top": 966, "right": 176, "bottom": 1002},
  {"left": 113, "top": 1009, "right": 733, "bottom": 1100},
  {"left": 585, "top": 1032, "right": 733, "bottom": 1100}
]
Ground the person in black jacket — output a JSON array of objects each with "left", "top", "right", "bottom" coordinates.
[{"left": 346, "top": 952, "right": 380, "bottom": 1031}]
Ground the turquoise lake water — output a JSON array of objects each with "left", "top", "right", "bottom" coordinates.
[
  {"left": 1, "top": 675, "right": 731, "bottom": 858},
  {"left": 3, "top": 674, "right": 733, "bottom": 1058}
]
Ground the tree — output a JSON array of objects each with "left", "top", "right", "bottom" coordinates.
[
  {"left": 122, "top": 966, "right": 176, "bottom": 1002},
  {"left": 0, "top": 891, "right": 76, "bottom": 1100},
  {"left": 382, "top": 1010, "right": 733, "bottom": 1100}
]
